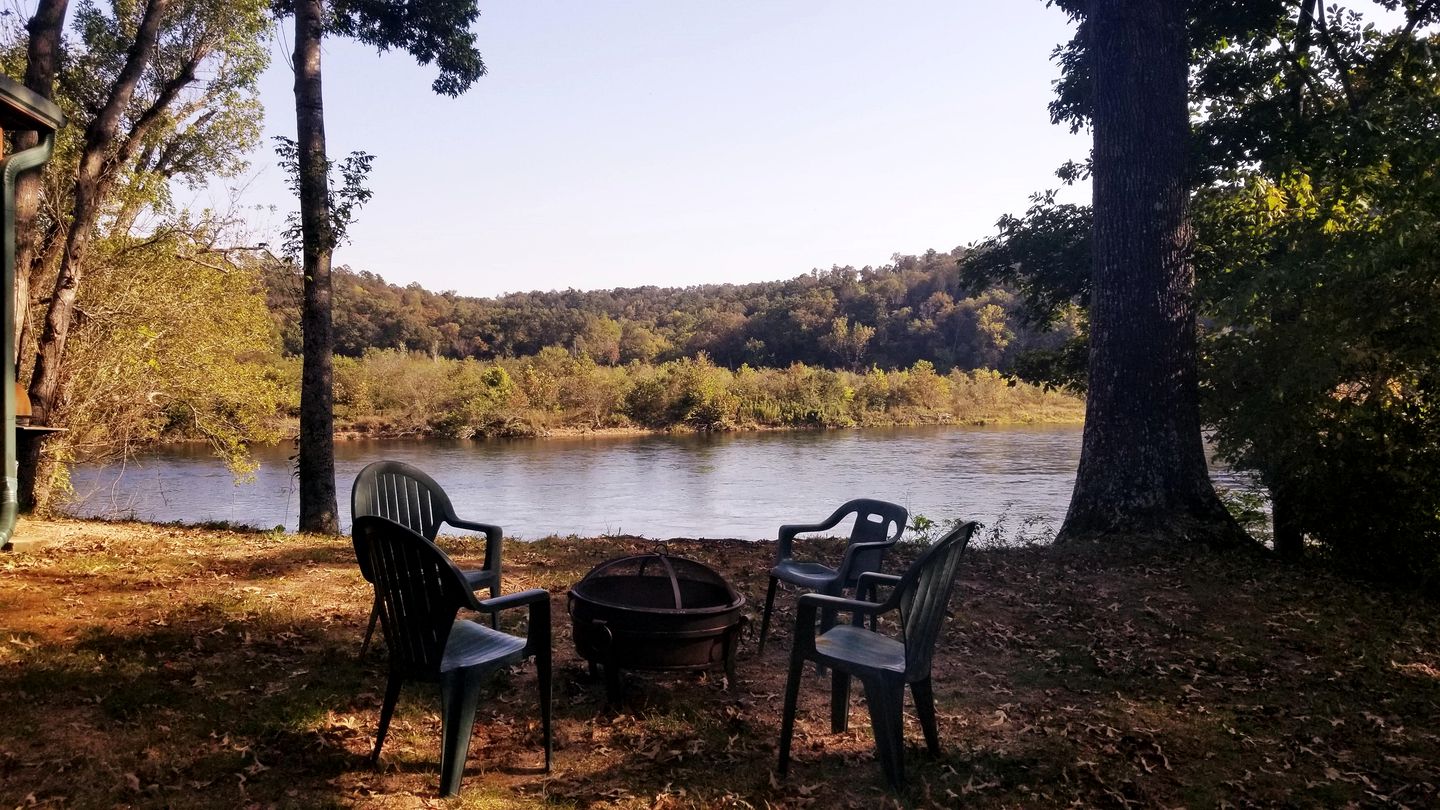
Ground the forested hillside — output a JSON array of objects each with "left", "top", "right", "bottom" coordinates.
[
  {"left": 263, "top": 247, "right": 1082, "bottom": 374},
  {"left": 255, "top": 249, "right": 1084, "bottom": 439}
]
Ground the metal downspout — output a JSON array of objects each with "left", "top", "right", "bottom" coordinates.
[{"left": 0, "top": 132, "right": 54, "bottom": 549}]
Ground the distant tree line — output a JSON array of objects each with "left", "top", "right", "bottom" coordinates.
[{"left": 262, "top": 249, "right": 1082, "bottom": 376}]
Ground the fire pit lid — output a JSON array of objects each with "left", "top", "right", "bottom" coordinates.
[{"left": 573, "top": 552, "right": 741, "bottom": 613}]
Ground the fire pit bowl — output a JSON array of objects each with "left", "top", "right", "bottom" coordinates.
[{"left": 567, "top": 552, "right": 746, "bottom": 702}]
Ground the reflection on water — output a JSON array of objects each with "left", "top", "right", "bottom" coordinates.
[{"left": 65, "top": 425, "right": 1247, "bottom": 543}]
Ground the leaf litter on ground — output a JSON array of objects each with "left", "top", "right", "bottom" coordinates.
[{"left": 0, "top": 518, "right": 1437, "bottom": 808}]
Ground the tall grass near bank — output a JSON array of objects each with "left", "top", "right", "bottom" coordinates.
[{"left": 279, "top": 349, "right": 1084, "bottom": 438}]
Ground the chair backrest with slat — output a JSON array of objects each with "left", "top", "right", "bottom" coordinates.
[
  {"left": 840, "top": 498, "right": 909, "bottom": 587},
  {"left": 893, "top": 521, "right": 977, "bottom": 681},
  {"left": 352, "top": 515, "right": 471, "bottom": 680},
  {"left": 352, "top": 461, "right": 458, "bottom": 541}
]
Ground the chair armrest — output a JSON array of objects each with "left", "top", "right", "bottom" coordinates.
[
  {"left": 793, "top": 592, "right": 888, "bottom": 651},
  {"left": 832, "top": 539, "right": 899, "bottom": 582},
  {"left": 779, "top": 520, "right": 835, "bottom": 538},
  {"left": 475, "top": 587, "right": 548, "bottom": 613},
  {"left": 777, "top": 522, "right": 826, "bottom": 559},
  {"left": 448, "top": 518, "right": 503, "bottom": 581},
  {"left": 855, "top": 571, "right": 902, "bottom": 603},
  {"left": 777, "top": 512, "right": 847, "bottom": 559},
  {"left": 476, "top": 588, "right": 551, "bottom": 657},
  {"left": 448, "top": 518, "right": 503, "bottom": 541},
  {"left": 798, "top": 592, "right": 887, "bottom": 616}
]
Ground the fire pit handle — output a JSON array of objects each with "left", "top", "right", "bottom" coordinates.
[
  {"left": 656, "top": 553, "right": 683, "bottom": 609},
  {"left": 634, "top": 544, "right": 685, "bottom": 610},
  {"left": 592, "top": 619, "right": 613, "bottom": 651}
]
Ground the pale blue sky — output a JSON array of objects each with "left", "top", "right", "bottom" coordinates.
[{"left": 203, "top": 1, "right": 1087, "bottom": 298}]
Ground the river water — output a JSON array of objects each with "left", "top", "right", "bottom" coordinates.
[{"left": 64, "top": 425, "right": 1248, "bottom": 544}]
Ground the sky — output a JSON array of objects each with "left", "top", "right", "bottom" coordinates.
[{"left": 200, "top": 1, "right": 1088, "bottom": 299}]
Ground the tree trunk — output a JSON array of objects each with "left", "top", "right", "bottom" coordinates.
[
  {"left": 293, "top": 0, "right": 339, "bottom": 533},
  {"left": 1270, "top": 485, "right": 1304, "bottom": 561},
  {"left": 12, "top": 0, "right": 70, "bottom": 365},
  {"left": 1058, "top": 0, "right": 1244, "bottom": 545},
  {"left": 21, "top": 0, "right": 170, "bottom": 511},
  {"left": 28, "top": 0, "right": 169, "bottom": 422}
]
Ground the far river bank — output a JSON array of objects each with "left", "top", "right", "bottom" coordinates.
[{"left": 319, "top": 408, "right": 1085, "bottom": 441}]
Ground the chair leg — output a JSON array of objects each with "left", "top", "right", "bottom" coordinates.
[
  {"left": 360, "top": 595, "right": 381, "bottom": 657},
  {"left": 758, "top": 576, "right": 779, "bottom": 653},
  {"left": 830, "top": 670, "right": 851, "bottom": 733},
  {"left": 911, "top": 677, "right": 941, "bottom": 756},
  {"left": 861, "top": 677, "right": 906, "bottom": 789},
  {"left": 438, "top": 667, "right": 484, "bottom": 797},
  {"left": 814, "top": 586, "right": 842, "bottom": 679},
  {"left": 537, "top": 643, "right": 553, "bottom": 771},
  {"left": 776, "top": 652, "right": 806, "bottom": 776},
  {"left": 819, "top": 605, "right": 838, "bottom": 636},
  {"left": 372, "top": 672, "right": 403, "bottom": 764},
  {"left": 489, "top": 582, "right": 502, "bottom": 629}
]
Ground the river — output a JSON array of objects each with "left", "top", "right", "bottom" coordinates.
[{"left": 64, "top": 425, "right": 1250, "bottom": 544}]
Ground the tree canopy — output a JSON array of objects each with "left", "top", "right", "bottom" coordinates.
[{"left": 261, "top": 249, "right": 1067, "bottom": 375}]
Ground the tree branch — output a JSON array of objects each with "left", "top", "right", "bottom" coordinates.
[
  {"left": 1362, "top": 0, "right": 1439, "bottom": 104},
  {"left": 176, "top": 254, "right": 234, "bottom": 274},
  {"left": 109, "top": 48, "right": 208, "bottom": 180},
  {"left": 1312, "top": 1, "right": 1358, "bottom": 112},
  {"left": 1288, "top": 0, "right": 1318, "bottom": 121}
]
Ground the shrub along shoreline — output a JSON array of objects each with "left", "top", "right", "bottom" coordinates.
[{"left": 268, "top": 349, "right": 1085, "bottom": 440}]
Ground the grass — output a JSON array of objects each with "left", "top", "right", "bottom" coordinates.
[{"left": 1, "top": 518, "right": 1438, "bottom": 808}]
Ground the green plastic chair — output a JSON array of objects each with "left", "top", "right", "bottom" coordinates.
[
  {"left": 352, "top": 515, "right": 551, "bottom": 797},
  {"left": 777, "top": 520, "right": 977, "bottom": 788},
  {"left": 758, "top": 499, "right": 909, "bottom": 652},
  {"left": 352, "top": 460, "right": 503, "bottom": 652}
]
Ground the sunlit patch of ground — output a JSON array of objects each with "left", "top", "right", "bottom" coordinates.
[{"left": 2, "top": 517, "right": 1437, "bottom": 808}]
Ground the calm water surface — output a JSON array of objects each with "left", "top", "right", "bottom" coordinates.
[{"left": 65, "top": 425, "right": 1245, "bottom": 543}]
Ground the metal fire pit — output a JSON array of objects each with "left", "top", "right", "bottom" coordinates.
[{"left": 568, "top": 551, "right": 745, "bottom": 702}]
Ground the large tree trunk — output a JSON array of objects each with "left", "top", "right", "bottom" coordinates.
[
  {"left": 1058, "top": 0, "right": 1243, "bottom": 545},
  {"left": 293, "top": 0, "right": 339, "bottom": 533},
  {"left": 12, "top": 0, "right": 70, "bottom": 365}
]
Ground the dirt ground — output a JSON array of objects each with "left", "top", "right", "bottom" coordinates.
[{"left": 2, "top": 518, "right": 1438, "bottom": 808}]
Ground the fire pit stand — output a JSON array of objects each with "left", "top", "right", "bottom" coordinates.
[{"left": 568, "top": 551, "right": 746, "bottom": 703}]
